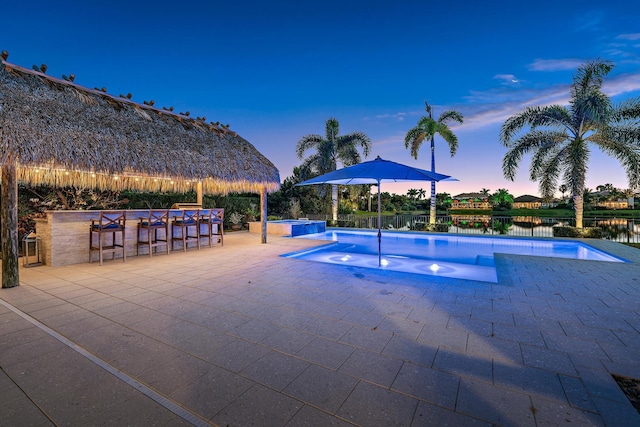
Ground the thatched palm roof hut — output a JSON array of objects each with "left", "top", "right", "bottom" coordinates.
[{"left": 0, "top": 52, "right": 280, "bottom": 287}]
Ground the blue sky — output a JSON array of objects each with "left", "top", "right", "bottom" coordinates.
[{"left": 3, "top": 0, "right": 640, "bottom": 197}]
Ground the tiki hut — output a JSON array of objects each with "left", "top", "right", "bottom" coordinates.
[{"left": 0, "top": 51, "right": 280, "bottom": 288}]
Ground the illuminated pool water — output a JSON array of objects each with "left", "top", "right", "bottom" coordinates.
[{"left": 282, "top": 230, "right": 625, "bottom": 283}]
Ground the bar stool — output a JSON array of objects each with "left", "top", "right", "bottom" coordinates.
[
  {"left": 137, "top": 210, "right": 170, "bottom": 257},
  {"left": 198, "top": 208, "right": 224, "bottom": 247},
  {"left": 89, "top": 211, "right": 126, "bottom": 265},
  {"left": 171, "top": 210, "right": 200, "bottom": 251}
]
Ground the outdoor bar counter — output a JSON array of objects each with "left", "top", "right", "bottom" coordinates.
[{"left": 34, "top": 209, "right": 220, "bottom": 267}]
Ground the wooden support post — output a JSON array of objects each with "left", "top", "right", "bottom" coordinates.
[
  {"left": 196, "top": 181, "right": 203, "bottom": 206},
  {"left": 260, "top": 187, "right": 267, "bottom": 244},
  {"left": 1, "top": 162, "right": 20, "bottom": 288}
]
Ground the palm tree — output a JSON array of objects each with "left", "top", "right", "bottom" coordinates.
[
  {"left": 296, "top": 118, "right": 371, "bottom": 221},
  {"left": 558, "top": 184, "right": 568, "bottom": 201},
  {"left": 405, "top": 101, "right": 463, "bottom": 226},
  {"left": 491, "top": 188, "right": 514, "bottom": 210},
  {"left": 501, "top": 59, "right": 640, "bottom": 229}
]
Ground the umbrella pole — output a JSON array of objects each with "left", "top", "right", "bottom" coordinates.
[{"left": 377, "top": 180, "right": 381, "bottom": 267}]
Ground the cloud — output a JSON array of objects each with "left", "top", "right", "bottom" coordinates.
[
  {"left": 460, "top": 71, "right": 640, "bottom": 131},
  {"left": 603, "top": 72, "right": 640, "bottom": 97},
  {"left": 493, "top": 74, "right": 520, "bottom": 84},
  {"left": 528, "top": 58, "right": 585, "bottom": 72},
  {"left": 373, "top": 112, "right": 407, "bottom": 121},
  {"left": 617, "top": 33, "right": 640, "bottom": 41}
]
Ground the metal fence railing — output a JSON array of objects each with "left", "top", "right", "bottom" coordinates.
[{"left": 302, "top": 214, "right": 640, "bottom": 244}]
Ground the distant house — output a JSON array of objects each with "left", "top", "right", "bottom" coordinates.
[
  {"left": 591, "top": 191, "right": 630, "bottom": 209},
  {"left": 451, "top": 193, "right": 491, "bottom": 210},
  {"left": 513, "top": 195, "right": 543, "bottom": 209}
]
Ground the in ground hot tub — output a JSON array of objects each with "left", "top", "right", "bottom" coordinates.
[{"left": 249, "top": 220, "right": 326, "bottom": 236}]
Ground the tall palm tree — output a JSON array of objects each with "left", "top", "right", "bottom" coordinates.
[
  {"left": 405, "top": 101, "right": 463, "bottom": 226},
  {"left": 501, "top": 59, "right": 640, "bottom": 229},
  {"left": 296, "top": 118, "right": 371, "bottom": 221}
]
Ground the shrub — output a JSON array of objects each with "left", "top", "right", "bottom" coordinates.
[
  {"left": 552, "top": 226, "right": 583, "bottom": 237},
  {"left": 583, "top": 227, "right": 603, "bottom": 238}
]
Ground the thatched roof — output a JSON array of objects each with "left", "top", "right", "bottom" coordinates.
[{"left": 0, "top": 55, "right": 280, "bottom": 194}]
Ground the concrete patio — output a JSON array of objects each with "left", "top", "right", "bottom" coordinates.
[{"left": 1, "top": 231, "right": 640, "bottom": 426}]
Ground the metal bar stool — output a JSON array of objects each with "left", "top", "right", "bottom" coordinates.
[
  {"left": 171, "top": 210, "right": 200, "bottom": 251},
  {"left": 89, "top": 211, "right": 126, "bottom": 265},
  {"left": 137, "top": 209, "right": 170, "bottom": 257}
]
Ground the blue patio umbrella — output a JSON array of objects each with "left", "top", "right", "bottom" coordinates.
[{"left": 296, "top": 156, "right": 457, "bottom": 266}]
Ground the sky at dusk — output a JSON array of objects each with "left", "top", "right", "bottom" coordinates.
[{"left": 3, "top": 0, "right": 640, "bottom": 197}]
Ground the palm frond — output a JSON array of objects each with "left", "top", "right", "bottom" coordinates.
[
  {"left": 435, "top": 124, "right": 458, "bottom": 156},
  {"left": 295, "top": 134, "right": 323, "bottom": 159},
  {"left": 438, "top": 110, "right": 464, "bottom": 125},
  {"left": 502, "top": 130, "right": 563, "bottom": 180},
  {"left": 404, "top": 127, "right": 427, "bottom": 159}
]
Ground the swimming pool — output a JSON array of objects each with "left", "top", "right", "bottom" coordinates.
[{"left": 282, "top": 230, "right": 625, "bottom": 283}]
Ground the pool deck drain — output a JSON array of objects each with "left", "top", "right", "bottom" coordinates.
[{"left": 1, "top": 232, "right": 640, "bottom": 426}]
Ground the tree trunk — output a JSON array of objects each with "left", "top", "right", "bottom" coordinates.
[
  {"left": 260, "top": 187, "right": 267, "bottom": 244},
  {"left": 2, "top": 162, "right": 20, "bottom": 288},
  {"left": 429, "top": 135, "right": 437, "bottom": 226},
  {"left": 429, "top": 181, "right": 437, "bottom": 226},
  {"left": 574, "top": 193, "right": 584, "bottom": 229},
  {"left": 331, "top": 184, "right": 338, "bottom": 222}
]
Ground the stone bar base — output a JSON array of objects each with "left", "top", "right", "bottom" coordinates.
[{"left": 35, "top": 210, "right": 219, "bottom": 266}]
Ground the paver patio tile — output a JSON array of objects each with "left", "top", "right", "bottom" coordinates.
[
  {"left": 214, "top": 383, "right": 303, "bottom": 426},
  {"left": 206, "top": 338, "right": 270, "bottom": 372},
  {"left": 230, "top": 318, "right": 283, "bottom": 343},
  {"left": 259, "top": 328, "right": 315, "bottom": 355},
  {"left": 295, "top": 336, "right": 355, "bottom": 369},
  {"left": 577, "top": 367, "right": 632, "bottom": 404},
  {"left": 493, "top": 362, "right": 566, "bottom": 400},
  {"left": 381, "top": 335, "right": 437, "bottom": 367},
  {"left": 301, "top": 314, "right": 354, "bottom": 340},
  {"left": 375, "top": 316, "right": 424, "bottom": 339},
  {"left": 340, "top": 308, "right": 385, "bottom": 329},
  {"left": 559, "top": 374, "right": 598, "bottom": 412},
  {"left": 543, "top": 333, "right": 610, "bottom": 364},
  {"left": 457, "top": 378, "right": 535, "bottom": 426},
  {"left": 411, "top": 401, "right": 491, "bottom": 426},
  {"left": 240, "top": 350, "right": 310, "bottom": 391},
  {"left": 446, "top": 314, "right": 493, "bottom": 337},
  {"left": 338, "top": 348, "right": 403, "bottom": 387},
  {"left": 283, "top": 364, "right": 358, "bottom": 413},
  {"left": 466, "top": 334, "right": 523, "bottom": 364},
  {"left": 530, "top": 395, "right": 605, "bottom": 426},
  {"left": 284, "top": 405, "right": 354, "bottom": 426},
  {"left": 593, "top": 396, "right": 640, "bottom": 427},
  {"left": 417, "top": 326, "right": 468, "bottom": 351},
  {"left": 338, "top": 324, "right": 393, "bottom": 352},
  {"left": 492, "top": 323, "right": 546, "bottom": 346},
  {"left": 175, "top": 328, "right": 236, "bottom": 357},
  {"left": 433, "top": 348, "right": 493, "bottom": 382},
  {"left": 521, "top": 343, "right": 577, "bottom": 375},
  {"left": 135, "top": 352, "right": 214, "bottom": 395},
  {"left": 391, "top": 361, "right": 460, "bottom": 409},
  {"left": 336, "top": 380, "right": 418, "bottom": 427},
  {"left": 169, "top": 365, "right": 255, "bottom": 420}
]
